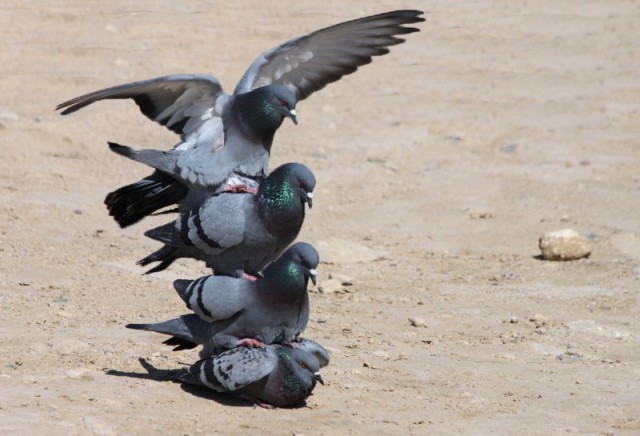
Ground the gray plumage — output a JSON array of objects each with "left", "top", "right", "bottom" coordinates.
[
  {"left": 127, "top": 242, "right": 319, "bottom": 355},
  {"left": 56, "top": 10, "right": 424, "bottom": 228},
  {"left": 178, "top": 344, "right": 323, "bottom": 408},
  {"left": 138, "top": 162, "right": 315, "bottom": 277}
]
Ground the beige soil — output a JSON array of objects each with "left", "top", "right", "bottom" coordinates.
[{"left": 1, "top": 1, "right": 639, "bottom": 434}]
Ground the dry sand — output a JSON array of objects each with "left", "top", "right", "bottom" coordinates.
[{"left": 1, "top": 1, "right": 639, "bottom": 434}]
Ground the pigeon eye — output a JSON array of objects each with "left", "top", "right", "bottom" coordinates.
[
  {"left": 300, "top": 362, "right": 308, "bottom": 369},
  {"left": 279, "top": 98, "right": 288, "bottom": 108}
]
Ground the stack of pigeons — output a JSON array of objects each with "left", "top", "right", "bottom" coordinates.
[{"left": 57, "top": 10, "right": 423, "bottom": 408}]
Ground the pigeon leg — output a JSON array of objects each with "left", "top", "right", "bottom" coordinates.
[
  {"left": 221, "top": 183, "right": 258, "bottom": 195},
  {"left": 237, "top": 394, "right": 274, "bottom": 409},
  {"left": 241, "top": 273, "right": 259, "bottom": 282},
  {"left": 283, "top": 334, "right": 303, "bottom": 348},
  {"left": 236, "top": 338, "right": 266, "bottom": 348}
]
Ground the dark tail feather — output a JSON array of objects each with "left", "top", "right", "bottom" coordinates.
[
  {"left": 162, "top": 336, "right": 197, "bottom": 351},
  {"left": 104, "top": 153, "right": 187, "bottom": 228},
  {"left": 108, "top": 141, "right": 177, "bottom": 173},
  {"left": 144, "top": 222, "right": 176, "bottom": 244},
  {"left": 126, "top": 314, "right": 209, "bottom": 348},
  {"left": 173, "top": 279, "right": 192, "bottom": 295},
  {"left": 137, "top": 246, "right": 180, "bottom": 274}
]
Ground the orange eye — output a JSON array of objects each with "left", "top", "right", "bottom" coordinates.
[
  {"left": 279, "top": 99, "right": 287, "bottom": 107},
  {"left": 300, "top": 363, "right": 308, "bottom": 369}
]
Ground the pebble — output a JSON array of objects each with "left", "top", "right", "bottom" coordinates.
[
  {"left": 408, "top": 317, "right": 425, "bottom": 327},
  {"left": 497, "top": 352, "right": 516, "bottom": 360},
  {"left": 500, "top": 143, "right": 518, "bottom": 153},
  {"left": 328, "top": 272, "right": 353, "bottom": 286},
  {"left": 48, "top": 337, "right": 90, "bottom": 356},
  {"left": 372, "top": 350, "right": 390, "bottom": 359},
  {"left": 538, "top": 229, "right": 592, "bottom": 261},
  {"left": 0, "top": 111, "right": 19, "bottom": 121},
  {"left": 318, "top": 279, "right": 344, "bottom": 294},
  {"left": 468, "top": 208, "right": 494, "bottom": 219},
  {"left": 566, "top": 319, "right": 630, "bottom": 339},
  {"left": 83, "top": 416, "right": 115, "bottom": 435},
  {"left": 316, "top": 238, "right": 387, "bottom": 264}
]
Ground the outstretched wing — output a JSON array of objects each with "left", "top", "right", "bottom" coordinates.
[
  {"left": 190, "top": 347, "right": 276, "bottom": 392},
  {"left": 234, "top": 10, "right": 424, "bottom": 100},
  {"left": 56, "top": 74, "right": 228, "bottom": 140}
]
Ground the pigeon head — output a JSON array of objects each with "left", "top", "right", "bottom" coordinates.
[
  {"left": 284, "top": 347, "right": 324, "bottom": 387},
  {"left": 296, "top": 338, "right": 330, "bottom": 368},
  {"left": 268, "top": 84, "right": 298, "bottom": 125},
  {"left": 291, "top": 163, "right": 316, "bottom": 208},
  {"left": 262, "top": 242, "right": 319, "bottom": 293},
  {"left": 235, "top": 85, "right": 298, "bottom": 136},
  {"left": 257, "top": 163, "right": 316, "bottom": 225},
  {"left": 286, "top": 242, "right": 319, "bottom": 286},
  {"left": 273, "top": 162, "right": 315, "bottom": 208}
]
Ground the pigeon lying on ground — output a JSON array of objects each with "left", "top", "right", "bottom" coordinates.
[
  {"left": 177, "top": 344, "right": 324, "bottom": 408},
  {"left": 56, "top": 10, "right": 425, "bottom": 228},
  {"left": 127, "top": 242, "right": 319, "bottom": 354},
  {"left": 138, "top": 162, "right": 315, "bottom": 277}
]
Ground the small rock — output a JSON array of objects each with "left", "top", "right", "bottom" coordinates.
[
  {"left": 49, "top": 337, "right": 90, "bottom": 356},
  {"left": 318, "top": 279, "right": 343, "bottom": 294},
  {"left": 33, "top": 115, "right": 44, "bottom": 123},
  {"left": 65, "top": 369, "right": 86, "bottom": 378},
  {"left": 83, "top": 416, "right": 115, "bottom": 435},
  {"left": 566, "top": 319, "right": 630, "bottom": 339},
  {"left": 539, "top": 229, "right": 592, "bottom": 261},
  {"left": 500, "top": 143, "right": 518, "bottom": 153},
  {"left": 372, "top": 350, "right": 390, "bottom": 359},
  {"left": 408, "top": 317, "right": 425, "bottom": 327},
  {"left": 497, "top": 352, "right": 516, "bottom": 360},
  {"left": 468, "top": 208, "right": 494, "bottom": 219},
  {"left": 449, "top": 132, "right": 465, "bottom": 141},
  {"left": 0, "top": 111, "right": 19, "bottom": 121},
  {"left": 317, "top": 238, "right": 387, "bottom": 264},
  {"left": 328, "top": 272, "right": 353, "bottom": 286}
]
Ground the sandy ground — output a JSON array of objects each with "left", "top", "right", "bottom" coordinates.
[{"left": 1, "top": 0, "right": 640, "bottom": 434}]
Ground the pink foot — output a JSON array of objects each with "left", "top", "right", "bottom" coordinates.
[
  {"left": 241, "top": 273, "right": 259, "bottom": 282},
  {"left": 223, "top": 183, "right": 258, "bottom": 194},
  {"left": 237, "top": 338, "right": 265, "bottom": 348},
  {"left": 238, "top": 394, "right": 274, "bottom": 409}
]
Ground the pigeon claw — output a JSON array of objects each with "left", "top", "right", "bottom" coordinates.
[
  {"left": 237, "top": 338, "right": 266, "bottom": 348},
  {"left": 241, "top": 273, "right": 259, "bottom": 282},
  {"left": 222, "top": 183, "right": 258, "bottom": 195}
]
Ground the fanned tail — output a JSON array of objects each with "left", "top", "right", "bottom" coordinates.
[{"left": 105, "top": 168, "right": 187, "bottom": 228}]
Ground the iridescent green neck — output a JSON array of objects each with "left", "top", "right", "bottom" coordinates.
[
  {"left": 235, "top": 89, "right": 284, "bottom": 140},
  {"left": 257, "top": 168, "right": 305, "bottom": 237}
]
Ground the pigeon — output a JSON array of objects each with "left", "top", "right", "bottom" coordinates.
[
  {"left": 127, "top": 242, "right": 319, "bottom": 354},
  {"left": 138, "top": 162, "right": 315, "bottom": 277},
  {"left": 56, "top": 10, "right": 425, "bottom": 228},
  {"left": 177, "top": 344, "right": 323, "bottom": 408}
]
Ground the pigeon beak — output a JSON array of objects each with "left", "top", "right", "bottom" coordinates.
[
  {"left": 306, "top": 192, "right": 313, "bottom": 208},
  {"left": 308, "top": 268, "right": 317, "bottom": 286},
  {"left": 314, "top": 372, "right": 324, "bottom": 385},
  {"left": 288, "top": 109, "right": 298, "bottom": 125}
]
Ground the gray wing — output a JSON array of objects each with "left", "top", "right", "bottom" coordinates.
[
  {"left": 175, "top": 276, "right": 254, "bottom": 323},
  {"left": 190, "top": 347, "right": 276, "bottom": 392},
  {"left": 234, "top": 10, "right": 424, "bottom": 100},
  {"left": 56, "top": 74, "right": 228, "bottom": 141},
  {"left": 185, "top": 194, "right": 249, "bottom": 254}
]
